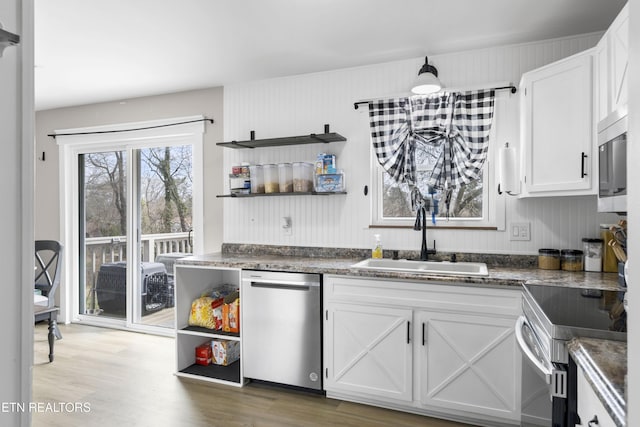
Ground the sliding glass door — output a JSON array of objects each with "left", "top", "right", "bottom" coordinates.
[{"left": 79, "top": 145, "right": 193, "bottom": 331}]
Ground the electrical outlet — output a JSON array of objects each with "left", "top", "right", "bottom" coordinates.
[
  {"left": 510, "top": 222, "right": 531, "bottom": 241},
  {"left": 282, "top": 216, "right": 292, "bottom": 236}
]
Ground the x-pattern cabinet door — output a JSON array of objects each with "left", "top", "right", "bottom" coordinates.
[
  {"left": 417, "top": 310, "right": 520, "bottom": 421},
  {"left": 324, "top": 303, "right": 413, "bottom": 402}
]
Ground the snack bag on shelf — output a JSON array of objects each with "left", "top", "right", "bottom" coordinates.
[{"left": 222, "top": 298, "right": 240, "bottom": 333}]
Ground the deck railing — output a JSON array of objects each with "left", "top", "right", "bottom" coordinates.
[{"left": 84, "top": 231, "right": 192, "bottom": 286}]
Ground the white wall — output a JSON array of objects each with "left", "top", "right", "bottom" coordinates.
[
  {"left": 35, "top": 87, "right": 225, "bottom": 254},
  {"left": 223, "top": 33, "right": 618, "bottom": 254},
  {"left": 0, "top": 0, "right": 33, "bottom": 425}
]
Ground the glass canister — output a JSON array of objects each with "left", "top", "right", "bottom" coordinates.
[
  {"left": 600, "top": 224, "right": 619, "bottom": 272},
  {"left": 278, "top": 163, "right": 293, "bottom": 193},
  {"left": 292, "top": 162, "right": 314, "bottom": 192},
  {"left": 582, "top": 238, "right": 603, "bottom": 272},
  {"left": 538, "top": 249, "right": 560, "bottom": 270},
  {"left": 561, "top": 249, "right": 584, "bottom": 271},
  {"left": 263, "top": 164, "right": 279, "bottom": 193},
  {"left": 249, "top": 165, "right": 264, "bottom": 194}
]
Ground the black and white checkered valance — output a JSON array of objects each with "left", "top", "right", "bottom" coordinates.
[{"left": 369, "top": 90, "right": 495, "bottom": 208}]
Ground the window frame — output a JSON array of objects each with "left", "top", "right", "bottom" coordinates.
[{"left": 369, "top": 122, "right": 505, "bottom": 230}]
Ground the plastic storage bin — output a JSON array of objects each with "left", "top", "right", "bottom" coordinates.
[
  {"left": 249, "top": 165, "right": 264, "bottom": 194},
  {"left": 263, "top": 164, "right": 279, "bottom": 193},
  {"left": 315, "top": 173, "right": 345, "bottom": 192},
  {"left": 278, "top": 163, "right": 293, "bottom": 193},
  {"left": 292, "top": 162, "right": 314, "bottom": 192}
]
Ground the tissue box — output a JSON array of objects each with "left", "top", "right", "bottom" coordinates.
[
  {"left": 315, "top": 173, "right": 344, "bottom": 192},
  {"left": 211, "top": 339, "right": 240, "bottom": 366}
]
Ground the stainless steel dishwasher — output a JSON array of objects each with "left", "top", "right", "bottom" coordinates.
[{"left": 241, "top": 270, "right": 322, "bottom": 390}]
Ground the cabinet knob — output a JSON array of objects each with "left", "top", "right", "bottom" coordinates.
[{"left": 588, "top": 415, "right": 599, "bottom": 426}]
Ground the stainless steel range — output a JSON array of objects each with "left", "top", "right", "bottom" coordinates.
[{"left": 516, "top": 284, "right": 626, "bottom": 427}]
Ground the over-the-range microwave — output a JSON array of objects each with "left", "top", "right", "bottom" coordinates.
[{"left": 597, "top": 107, "right": 627, "bottom": 213}]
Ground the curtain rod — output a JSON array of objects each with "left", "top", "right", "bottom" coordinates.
[
  {"left": 353, "top": 85, "right": 517, "bottom": 110},
  {"left": 47, "top": 117, "right": 214, "bottom": 139}
]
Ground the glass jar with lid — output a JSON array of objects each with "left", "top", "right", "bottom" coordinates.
[
  {"left": 538, "top": 249, "right": 560, "bottom": 270},
  {"left": 582, "top": 238, "right": 603, "bottom": 272},
  {"left": 560, "top": 249, "right": 584, "bottom": 271}
]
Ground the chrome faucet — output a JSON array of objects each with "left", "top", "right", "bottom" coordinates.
[{"left": 415, "top": 205, "right": 436, "bottom": 261}]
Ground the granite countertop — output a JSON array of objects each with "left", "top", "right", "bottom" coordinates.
[
  {"left": 176, "top": 252, "right": 623, "bottom": 291},
  {"left": 176, "top": 248, "right": 626, "bottom": 423},
  {"left": 569, "top": 338, "right": 627, "bottom": 427}
]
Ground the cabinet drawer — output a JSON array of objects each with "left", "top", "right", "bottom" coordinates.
[{"left": 324, "top": 275, "right": 521, "bottom": 317}]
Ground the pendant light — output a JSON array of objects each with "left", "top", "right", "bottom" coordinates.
[
  {"left": 0, "top": 26, "right": 20, "bottom": 57},
  {"left": 411, "top": 56, "right": 442, "bottom": 95}
]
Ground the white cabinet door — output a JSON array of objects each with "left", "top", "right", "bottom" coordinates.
[
  {"left": 609, "top": 5, "right": 628, "bottom": 112},
  {"left": 577, "top": 366, "right": 617, "bottom": 427},
  {"left": 520, "top": 50, "right": 594, "bottom": 196},
  {"left": 417, "top": 310, "right": 520, "bottom": 422},
  {"left": 324, "top": 302, "right": 413, "bottom": 402},
  {"left": 594, "top": 39, "right": 610, "bottom": 123}
]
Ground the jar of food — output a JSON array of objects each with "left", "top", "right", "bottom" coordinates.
[
  {"left": 249, "top": 165, "right": 264, "bottom": 194},
  {"left": 561, "top": 249, "right": 584, "bottom": 271},
  {"left": 263, "top": 164, "right": 279, "bottom": 193},
  {"left": 538, "top": 249, "right": 560, "bottom": 270},
  {"left": 600, "top": 224, "right": 619, "bottom": 272},
  {"left": 292, "top": 162, "right": 314, "bottom": 192},
  {"left": 582, "top": 238, "right": 603, "bottom": 272},
  {"left": 278, "top": 163, "right": 293, "bottom": 193}
]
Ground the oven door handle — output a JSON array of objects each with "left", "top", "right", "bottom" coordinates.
[{"left": 515, "top": 316, "right": 553, "bottom": 384}]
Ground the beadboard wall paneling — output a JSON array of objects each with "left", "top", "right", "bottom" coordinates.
[{"left": 222, "top": 33, "right": 617, "bottom": 254}]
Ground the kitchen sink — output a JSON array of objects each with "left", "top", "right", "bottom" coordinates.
[{"left": 351, "top": 258, "right": 489, "bottom": 277}]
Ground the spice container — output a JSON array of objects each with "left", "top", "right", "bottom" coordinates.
[
  {"left": 292, "top": 162, "right": 314, "bottom": 192},
  {"left": 249, "top": 165, "right": 264, "bottom": 194},
  {"left": 263, "top": 164, "right": 279, "bottom": 193},
  {"left": 582, "top": 238, "right": 603, "bottom": 272},
  {"left": 538, "top": 249, "right": 560, "bottom": 270},
  {"left": 600, "top": 224, "right": 619, "bottom": 272},
  {"left": 560, "top": 249, "right": 584, "bottom": 271},
  {"left": 278, "top": 163, "right": 293, "bottom": 193}
]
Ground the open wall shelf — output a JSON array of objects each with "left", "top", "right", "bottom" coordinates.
[
  {"left": 217, "top": 191, "right": 347, "bottom": 198},
  {"left": 217, "top": 125, "right": 346, "bottom": 149}
]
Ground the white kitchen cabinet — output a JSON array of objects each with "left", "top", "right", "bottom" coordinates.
[
  {"left": 577, "top": 365, "right": 617, "bottom": 427},
  {"left": 594, "top": 39, "right": 610, "bottom": 124},
  {"left": 595, "top": 3, "right": 629, "bottom": 123},
  {"left": 324, "top": 302, "right": 413, "bottom": 402},
  {"left": 417, "top": 310, "right": 519, "bottom": 420},
  {"left": 323, "top": 275, "right": 522, "bottom": 426},
  {"left": 519, "top": 49, "right": 595, "bottom": 197},
  {"left": 174, "top": 264, "right": 244, "bottom": 387},
  {"left": 608, "top": 4, "right": 628, "bottom": 114}
]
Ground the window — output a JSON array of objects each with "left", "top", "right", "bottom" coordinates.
[{"left": 370, "top": 127, "right": 503, "bottom": 229}]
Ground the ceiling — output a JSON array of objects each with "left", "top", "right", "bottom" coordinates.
[{"left": 34, "top": 0, "right": 626, "bottom": 111}]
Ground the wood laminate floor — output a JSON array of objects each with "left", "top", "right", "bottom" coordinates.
[{"left": 33, "top": 323, "right": 475, "bottom": 427}]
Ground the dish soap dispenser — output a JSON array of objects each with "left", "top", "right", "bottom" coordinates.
[{"left": 372, "top": 234, "right": 383, "bottom": 259}]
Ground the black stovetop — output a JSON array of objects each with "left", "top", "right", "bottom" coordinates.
[{"left": 524, "top": 284, "right": 626, "bottom": 333}]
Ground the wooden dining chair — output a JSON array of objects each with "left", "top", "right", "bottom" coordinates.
[{"left": 34, "top": 240, "right": 63, "bottom": 362}]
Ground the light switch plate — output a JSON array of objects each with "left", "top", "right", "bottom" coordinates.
[{"left": 510, "top": 222, "right": 530, "bottom": 241}]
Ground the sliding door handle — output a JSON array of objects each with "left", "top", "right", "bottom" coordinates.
[
  {"left": 407, "top": 321, "right": 411, "bottom": 344},
  {"left": 422, "top": 323, "right": 426, "bottom": 346}
]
